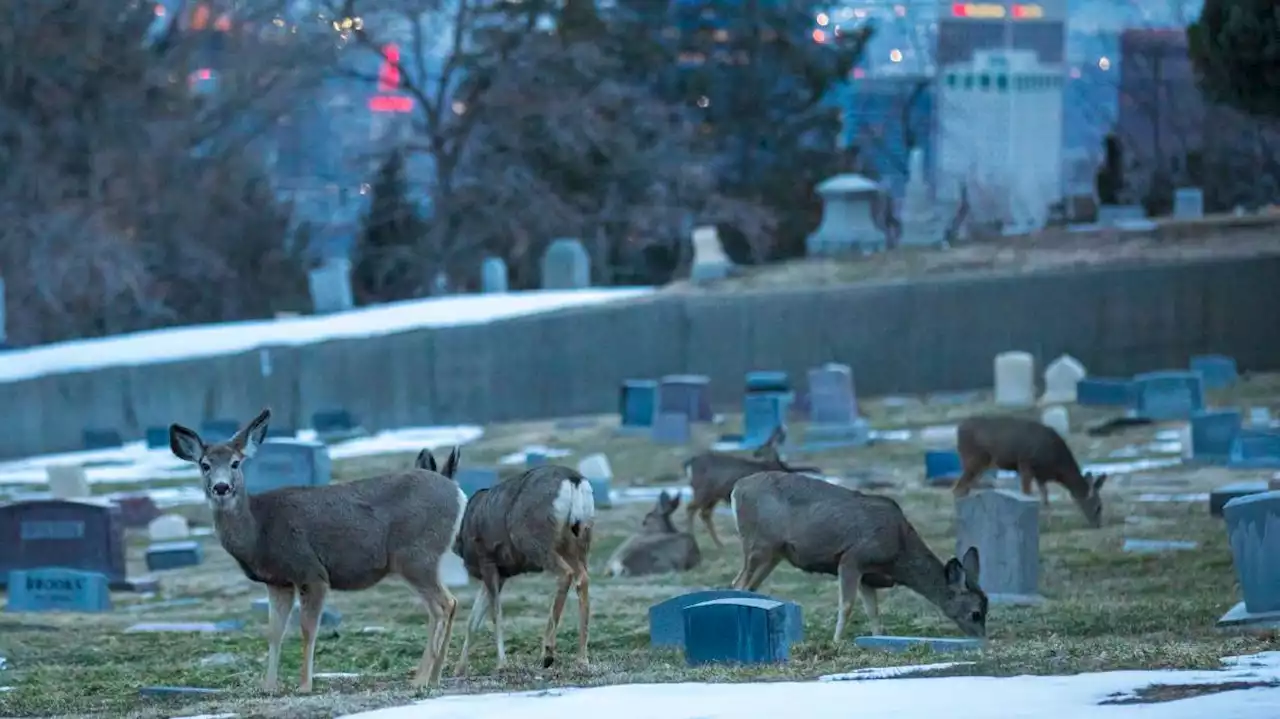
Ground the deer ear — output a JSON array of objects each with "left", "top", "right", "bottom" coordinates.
[
  {"left": 415, "top": 449, "right": 436, "bottom": 471},
  {"left": 234, "top": 408, "right": 271, "bottom": 458},
  {"left": 441, "top": 446, "right": 461, "bottom": 478},
  {"left": 1093, "top": 473, "right": 1108, "bottom": 493},
  {"left": 944, "top": 558, "right": 967, "bottom": 588},
  {"left": 169, "top": 424, "right": 205, "bottom": 463},
  {"left": 961, "top": 546, "right": 981, "bottom": 585},
  {"left": 667, "top": 492, "right": 682, "bottom": 512}
]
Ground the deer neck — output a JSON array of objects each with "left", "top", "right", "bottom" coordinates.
[
  {"left": 211, "top": 495, "right": 259, "bottom": 562},
  {"left": 894, "top": 536, "right": 953, "bottom": 610}
]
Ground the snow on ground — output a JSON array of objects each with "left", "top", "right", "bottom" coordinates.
[
  {"left": 0, "top": 425, "right": 484, "bottom": 488},
  {"left": 339, "top": 652, "right": 1280, "bottom": 719},
  {"left": 0, "top": 288, "right": 653, "bottom": 383}
]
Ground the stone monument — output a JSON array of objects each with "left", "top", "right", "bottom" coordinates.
[
  {"left": 898, "top": 148, "right": 945, "bottom": 248},
  {"left": 806, "top": 174, "right": 885, "bottom": 256},
  {"left": 690, "top": 226, "right": 733, "bottom": 283}
]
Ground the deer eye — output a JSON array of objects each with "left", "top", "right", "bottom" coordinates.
[
  {"left": 230, "top": 459, "right": 241, "bottom": 470},
  {"left": 199, "top": 461, "right": 212, "bottom": 473}
]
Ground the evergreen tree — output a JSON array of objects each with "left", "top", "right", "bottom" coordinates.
[
  {"left": 353, "top": 150, "right": 428, "bottom": 304},
  {"left": 1188, "top": 0, "right": 1280, "bottom": 118}
]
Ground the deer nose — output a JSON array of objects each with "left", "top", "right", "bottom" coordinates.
[{"left": 211, "top": 482, "right": 231, "bottom": 496}]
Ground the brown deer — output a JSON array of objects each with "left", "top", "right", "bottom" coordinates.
[
  {"left": 954, "top": 414, "right": 1108, "bottom": 527},
  {"left": 439, "top": 456, "right": 595, "bottom": 676},
  {"left": 731, "top": 471, "right": 988, "bottom": 641},
  {"left": 604, "top": 490, "right": 701, "bottom": 577},
  {"left": 168, "top": 409, "right": 466, "bottom": 693},
  {"left": 683, "top": 426, "right": 819, "bottom": 549}
]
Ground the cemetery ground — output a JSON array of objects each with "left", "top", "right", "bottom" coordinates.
[{"left": 2, "top": 377, "right": 1279, "bottom": 717}]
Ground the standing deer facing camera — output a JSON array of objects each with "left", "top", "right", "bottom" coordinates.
[
  {"left": 731, "top": 471, "right": 988, "bottom": 641},
  {"left": 683, "top": 426, "right": 819, "bottom": 549},
  {"left": 169, "top": 409, "right": 467, "bottom": 692},
  {"left": 433, "top": 455, "right": 595, "bottom": 676},
  {"left": 604, "top": 490, "right": 701, "bottom": 577}
]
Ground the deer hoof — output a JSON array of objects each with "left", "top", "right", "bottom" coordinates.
[
  {"left": 297, "top": 682, "right": 313, "bottom": 695},
  {"left": 541, "top": 654, "right": 555, "bottom": 669},
  {"left": 261, "top": 679, "right": 279, "bottom": 693}
]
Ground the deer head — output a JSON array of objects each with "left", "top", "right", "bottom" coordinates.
[
  {"left": 940, "top": 546, "right": 987, "bottom": 638},
  {"left": 751, "top": 426, "right": 787, "bottom": 462},
  {"left": 640, "top": 490, "right": 682, "bottom": 534},
  {"left": 1073, "top": 472, "right": 1108, "bottom": 528},
  {"left": 415, "top": 446, "right": 462, "bottom": 479},
  {"left": 170, "top": 408, "right": 271, "bottom": 509}
]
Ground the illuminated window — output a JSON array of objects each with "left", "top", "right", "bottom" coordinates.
[{"left": 996, "top": 74, "right": 1008, "bottom": 91}]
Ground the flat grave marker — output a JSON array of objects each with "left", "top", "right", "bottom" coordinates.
[
  {"left": 955, "top": 490, "right": 1043, "bottom": 604},
  {"left": 148, "top": 514, "right": 190, "bottom": 542},
  {"left": 1121, "top": 539, "right": 1199, "bottom": 553},
  {"left": 5, "top": 568, "right": 111, "bottom": 613},
  {"left": 145, "top": 540, "right": 204, "bottom": 571},
  {"left": 853, "top": 636, "right": 984, "bottom": 653},
  {"left": 0, "top": 499, "right": 155, "bottom": 591}
]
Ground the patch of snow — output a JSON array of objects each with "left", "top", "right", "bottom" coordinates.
[
  {"left": 820, "top": 661, "right": 974, "bottom": 681},
  {"left": 339, "top": 652, "right": 1280, "bottom": 719},
  {"left": 497, "top": 445, "right": 572, "bottom": 466},
  {"left": 0, "top": 289, "right": 653, "bottom": 383}
]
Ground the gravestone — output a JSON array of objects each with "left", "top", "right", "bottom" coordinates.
[
  {"left": 898, "top": 147, "right": 945, "bottom": 247},
  {"left": 0, "top": 499, "right": 154, "bottom": 591},
  {"left": 1133, "top": 371, "right": 1205, "bottom": 421},
  {"left": 806, "top": 174, "right": 885, "bottom": 255},
  {"left": 1121, "top": 539, "right": 1198, "bottom": 553},
  {"left": 540, "top": 238, "right": 590, "bottom": 290},
  {"left": 46, "top": 466, "right": 90, "bottom": 500},
  {"left": 1218, "top": 491, "right": 1280, "bottom": 629},
  {"left": 1190, "top": 354, "right": 1238, "bottom": 390},
  {"left": 618, "top": 379, "right": 659, "bottom": 432},
  {"left": 683, "top": 597, "right": 797, "bottom": 665},
  {"left": 1040, "top": 354, "right": 1086, "bottom": 404},
  {"left": 994, "top": 352, "right": 1035, "bottom": 407},
  {"left": 5, "top": 568, "right": 111, "bottom": 613},
  {"left": 1076, "top": 377, "right": 1135, "bottom": 407},
  {"left": 576, "top": 453, "right": 613, "bottom": 509},
  {"left": 1250, "top": 407, "right": 1273, "bottom": 428},
  {"left": 308, "top": 258, "right": 354, "bottom": 314},
  {"left": 690, "top": 226, "right": 732, "bottom": 283},
  {"left": 853, "top": 636, "right": 984, "bottom": 653},
  {"left": 742, "top": 394, "right": 787, "bottom": 449},
  {"left": 455, "top": 467, "right": 498, "bottom": 497},
  {"left": 955, "top": 490, "right": 1042, "bottom": 604},
  {"left": 250, "top": 598, "right": 342, "bottom": 630},
  {"left": 430, "top": 270, "right": 450, "bottom": 296},
  {"left": 1228, "top": 429, "right": 1280, "bottom": 469},
  {"left": 925, "top": 450, "right": 963, "bottom": 487},
  {"left": 481, "top": 256, "right": 508, "bottom": 293},
  {"left": 649, "top": 589, "right": 804, "bottom": 648},
  {"left": 148, "top": 514, "right": 191, "bottom": 542},
  {"left": 1173, "top": 187, "right": 1204, "bottom": 219},
  {"left": 745, "top": 371, "right": 790, "bottom": 394},
  {"left": 1191, "top": 410, "right": 1242, "bottom": 464},
  {"left": 1210, "top": 481, "right": 1270, "bottom": 517},
  {"left": 311, "top": 409, "right": 360, "bottom": 440},
  {"left": 659, "top": 375, "right": 712, "bottom": 422},
  {"left": 113, "top": 495, "right": 160, "bottom": 528},
  {"left": 807, "top": 364, "right": 856, "bottom": 424},
  {"left": 144, "top": 426, "right": 170, "bottom": 450},
  {"left": 200, "top": 419, "right": 240, "bottom": 443},
  {"left": 145, "top": 540, "right": 204, "bottom": 571},
  {"left": 440, "top": 551, "right": 469, "bottom": 587},
  {"left": 242, "top": 439, "right": 331, "bottom": 496},
  {"left": 1040, "top": 406, "right": 1070, "bottom": 437},
  {"left": 652, "top": 411, "right": 692, "bottom": 445},
  {"left": 82, "top": 428, "right": 123, "bottom": 450}
]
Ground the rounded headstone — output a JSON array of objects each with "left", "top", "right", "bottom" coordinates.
[
  {"left": 1222, "top": 490, "right": 1280, "bottom": 614},
  {"left": 1040, "top": 406, "right": 1070, "bottom": 437},
  {"left": 481, "top": 256, "right": 508, "bottom": 293},
  {"left": 148, "top": 514, "right": 191, "bottom": 542},
  {"left": 1041, "top": 354, "right": 1086, "bottom": 404},
  {"left": 540, "top": 238, "right": 590, "bottom": 290},
  {"left": 994, "top": 351, "right": 1036, "bottom": 407}
]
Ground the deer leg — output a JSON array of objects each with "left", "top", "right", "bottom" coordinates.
[
  {"left": 489, "top": 573, "right": 507, "bottom": 670},
  {"left": 834, "top": 566, "right": 860, "bottom": 643},
  {"left": 1017, "top": 461, "right": 1036, "bottom": 497},
  {"left": 453, "top": 582, "right": 491, "bottom": 678},
  {"left": 296, "top": 582, "right": 329, "bottom": 694},
  {"left": 262, "top": 585, "right": 295, "bottom": 693},
  {"left": 742, "top": 552, "right": 783, "bottom": 592},
  {"left": 685, "top": 500, "right": 699, "bottom": 534},
  {"left": 406, "top": 563, "right": 458, "bottom": 689},
  {"left": 1038, "top": 480, "right": 1051, "bottom": 507},
  {"left": 952, "top": 465, "right": 982, "bottom": 498},
  {"left": 700, "top": 507, "right": 725, "bottom": 549},
  {"left": 857, "top": 583, "right": 884, "bottom": 637},
  {"left": 574, "top": 563, "right": 590, "bottom": 667},
  {"left": 541, "top": 555, "right": 576, "bottom": 669}
]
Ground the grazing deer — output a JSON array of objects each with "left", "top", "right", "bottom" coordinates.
[
  {"left": 441, "top": 457, "right": 595, "bottom": 676},
  {"left": 683, "top": 426, "right": 819, "bottom": 549},
  {"left": 731, "top": 471, "right": 988, "bottom": 641},
  {"left": 954, "top": 414, "right": 1108, "bottom": 527},
  {"left": 169, "top": 409, "right": 466, "bottom": 693},
  {"left": 604, "top": 490, "right": 701, "bottom": 577}
]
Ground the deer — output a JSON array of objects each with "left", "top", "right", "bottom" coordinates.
[
  {"left": 168, "top": 409, "right": 466, "bottom": 693},
  {"left": 430, "top": 451, "right": 594, "bottom": 677},
  {"left": 683, "top": 425, "right": 820, "bottom": 549},
  {"left": 953, "top": 414, "right": 1108, "bottom": 528},
  {"left": 731, "top": 470, "right": 988, "bottom": 642},
  {"left": 604, "top": 490, "right": 701, "bottom": 577}
]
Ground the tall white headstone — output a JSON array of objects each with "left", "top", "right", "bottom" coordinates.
[
  {"left": 148, "top": 514, "right": 191, "bottom": 542},
  {"left": 1040, "top": 354, "right": 1087, "bottom": 404},
  {"left": 690, "top": 226, "right": 732, "bottom": 283},
  {"left": 994, "top": 351, "right": 1036, "bottom": 407},
  {"left": 1040, "top": 406, "right": 1070, "bottom": 437},
  {"left": 899, "top": 148, "right": 945, "bottom": 247},
  {"left": 308, "top": 258, "right": 354, "bottom": 314}
]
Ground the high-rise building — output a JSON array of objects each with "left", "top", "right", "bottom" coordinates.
[{"left": 839, "top": 73, "right": 935, "bottom": 195}]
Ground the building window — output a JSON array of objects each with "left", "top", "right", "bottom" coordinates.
[
  {"left": 964, "top": 74, "right": 974, "bottom": 89},
  {"left": 996, "top": 74, "right": 1008, "bottom": 91},
  {"left": 979, "top": 74, "right": 991, "bottom": 90},
  {"left": 946, "top": 73, "right": 957, "bottom": 87}
]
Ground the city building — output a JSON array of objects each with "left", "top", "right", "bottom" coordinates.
[
  {"left": 936, "top": 48, "right": 1064, "bottom": 230},
  {"left": 838, "top": 72, "right": 935, "bottom": 195}
]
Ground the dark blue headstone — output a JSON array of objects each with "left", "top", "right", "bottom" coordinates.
[
  {"left": 853, "top": 635, "right": 984, "bottom": 653},
  {"left": 658, "top": 375, "right": 713, "bottom": 423},
  {"left": 145, "top": 541, "right": 204, "bottom": 571},
  {"left": 456, "top": 467, "right": 498, "bottom": 497},
  {"left": 742, "top": 394, "right": 787, "bottom": 449},
  {"left": 0, "top": 499, "right": 153, "bottom": 592},
  {"left": 525, "top": 451, "right": 548, "bottom": 467},
  {"left": 1190, "top": 354, "right": 1239, "bottom": 390},
  {"left": 200, "top": 419, "right": 240, "bottom": 443},
  {"left": 250, "top": 597, "right": 343, "bottom": 628},
  {"left": 82, "top": 428, "right": 123, "bottom": 450},
  {"left": 1222, "top": 491, "right": 1280, "bottom": 615},
  {"left": 6, "top": 568, "right": 111, "bottom": 612},
  {"left": 619, "top": 379, "right": 659, "bottom": 430},
  {"left": 312, "top": 409, "right": 357, "bottom": 435},
  {"left": 925, "top": 450, "right": 963, "bottom": 485},
  {"left": 1075, "top": 378, "right": 1135, "bottom": 407},
  {"left": 649, "top": 589, "right": 803, "bottom": 648},
  {"left": 1132, "top": 371, "right": 1204, "bottom": 421},
  {"left": 242, "top": 439, "right": 332, "bottom": 495},
  {"left": 683, "top": 597, "right": 797, "bottom": 666},
  {"left": 1210, "top": 481, "right": 1270, "bottom": 517},
  {"left": 1191, "top": 410, "right": 1242, "bottom": 464},
  {"left": 1229, "top": 429, "right": 1280, "bottom": 469},
  {"left": 745, "top": 371, "right": 790, "bottom": 394},
  {"left": 144, "top": 427, "right": 170, "bottom": 450},
  {"left": 652, "top": 411, "right": 692, "bottom": 445}
]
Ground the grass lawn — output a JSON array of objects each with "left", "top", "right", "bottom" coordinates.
[{"left": 1, "top": 376, "right": 1278, "bottom": 718}]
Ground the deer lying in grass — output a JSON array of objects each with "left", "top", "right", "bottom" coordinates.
[
  {"left": 605, "top": 490, "right": 701, "bottom": 577},
  {"left": 431, "top": 452, "right": 595, "bottom": 676},
  {"left": 683, "top": 426, "right": 820, "bottom": 549},
  {"left": 731, "top": 471, "right": 988, "bottom": 641},
  {"left": 954, "top": 414, "right": 1108, "bottom": 527},
  {"left": 169, "top": 409, "right": 466, "bottom": 692}
]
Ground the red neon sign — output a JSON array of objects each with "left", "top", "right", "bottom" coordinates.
[{"left": 370, "top": 43, "right": 413, "bottom": 113}]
